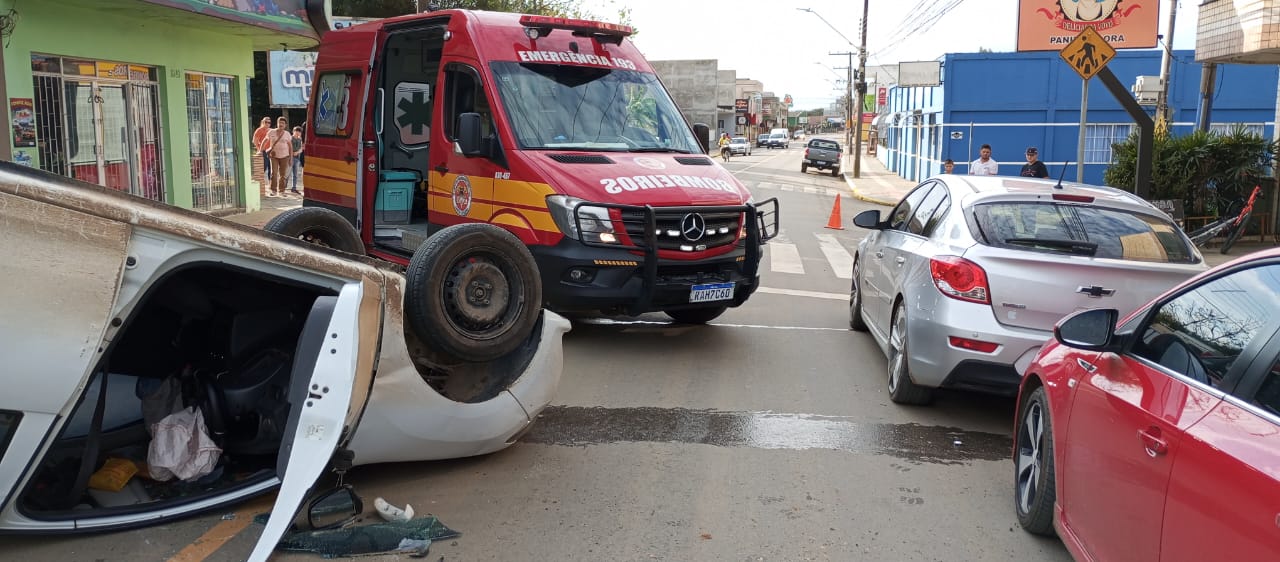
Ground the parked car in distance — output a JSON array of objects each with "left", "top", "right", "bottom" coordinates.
[
  {"left": 1014, "top": 249, "right": 1280, "bottom": 562},
  {"left": 727, "top": 136, "right": 752, "bottom": 156},
  {"left": 764, "top": 133, "right": 790, "bottom": 149},
  {"left": 756, "top": 135, "right": 770, "bottom": 148},
  {"left": 802, "top": 138, "right": 842, "bottom": 177},
  {"left": 0, "top": 161, "right": 568, "bottom": 560},
  {"left": 849, "top": 175, "right": 1209, "bottom": 405}
]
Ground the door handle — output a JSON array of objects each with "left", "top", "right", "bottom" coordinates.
[
  {"left": 875, "top": 251, "right": 884, "bottom": 259},
  {"left": 433, "top": 165, "right": 449, "bottom": 174},
  {"left": 343, "top": 153, "right": 357, "bottom": 164},
  {"left": 895, "top": 256, "right": 906, "bottom": 265},
  {"left": 1138, "top": 428, "right": 1168, "bottom": 457}
]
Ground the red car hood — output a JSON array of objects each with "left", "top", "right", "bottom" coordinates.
[{"left": 524, "top": 152, "right": 750, "bottom": 207}]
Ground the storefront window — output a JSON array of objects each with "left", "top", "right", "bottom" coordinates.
[
  {"left": 187, "top": 72, "right": 240, "bottom": 211},
  {"left": 30, "top": 54, "right": 166, "bottom": 202}
]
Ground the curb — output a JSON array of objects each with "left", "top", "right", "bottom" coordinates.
[{"left": 842, "top": 172, "right": 900, "bottom": 207}]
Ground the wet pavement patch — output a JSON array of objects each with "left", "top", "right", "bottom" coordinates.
[{"left": 525, "top": 406, "right": 1011, "bottom": 464}]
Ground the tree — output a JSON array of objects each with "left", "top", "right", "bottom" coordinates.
[{"left": 1104, "top": 126, "right": 1279, "bottom": 217}]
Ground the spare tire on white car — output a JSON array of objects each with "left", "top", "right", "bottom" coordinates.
[
  {"left": 404, "top": 223, "right": 543, "bottom": 363},
  {"left": 263, "top": 207, "right": 365, "bottom": 255}
]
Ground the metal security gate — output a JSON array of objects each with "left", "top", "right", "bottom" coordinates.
[
  {"left": 32, "top": 56, "right": 166, "bottom": 202},
  {"left": 186, "top": 73, "right": 240, "bottom": 211}
]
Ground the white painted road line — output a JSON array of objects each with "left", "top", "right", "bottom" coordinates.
[
  {"left": 814, "top": 233, "right": 854, "bottom": 279},
  {"left": 767, "top": 242, "right": 805, "bottom": 274},
  {"left": 756, "top": 286, "right": 848, "bottom": 301}
]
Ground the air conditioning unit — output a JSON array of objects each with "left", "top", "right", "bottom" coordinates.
[{"left": 1132, "top": 75, "right": 1162, "bottom": 106}]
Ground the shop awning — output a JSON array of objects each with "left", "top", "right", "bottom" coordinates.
[{"left": 65, "top": 0, "right": 328, "bottom": 50}]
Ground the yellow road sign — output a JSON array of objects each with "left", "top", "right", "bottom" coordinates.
[{"left": 1059, "top": 27, "right": 1116, "bottom": 81}]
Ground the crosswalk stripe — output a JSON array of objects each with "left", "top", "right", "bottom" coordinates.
[
  {"left": 767, "top": 242, "right": 805, "bottom": 274},
  {"left": 814, "top": 233, "right": 854, "bottom": 279}
]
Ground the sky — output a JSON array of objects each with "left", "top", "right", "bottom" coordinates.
[{"left": 582, "top": 0, "right": 1202, "bottom": 112}]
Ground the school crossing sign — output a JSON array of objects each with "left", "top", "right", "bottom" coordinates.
[{"left": 1059, "top": 26, "right": 1115, "bottom": 81}]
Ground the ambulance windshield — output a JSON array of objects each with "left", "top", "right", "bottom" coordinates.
[{"left": 491, "top": 62, "right": 701, "bottom": 153}]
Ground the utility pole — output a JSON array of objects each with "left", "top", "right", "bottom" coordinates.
[
  {"left": 1155, "top": 0, "right": 1177, "bottom": 130},
  {"left": 832, "top": 53, "right": 855, "bottom": 156},
  {"left": 851, "top": 0, "right": 869, "bottom": 178}
]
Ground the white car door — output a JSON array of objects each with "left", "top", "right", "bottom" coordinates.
[{"left": 248, "top": 282, "right": 366, "bottom": 562}]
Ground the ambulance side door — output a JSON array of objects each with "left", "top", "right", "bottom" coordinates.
[
  {"left": 429, "top": 61, "right": 504, "bottom": 227},
  {"left": 307, "top": 67, "right": 369, "bottom": 229}
]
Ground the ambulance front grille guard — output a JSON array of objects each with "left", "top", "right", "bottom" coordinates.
[{"left": 572, "top": 198, "right": 779, "bottom": 311}]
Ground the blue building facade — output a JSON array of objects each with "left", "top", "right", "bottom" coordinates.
[{"left": 876, "top": 50, "right": 1279, "bottom": 186}]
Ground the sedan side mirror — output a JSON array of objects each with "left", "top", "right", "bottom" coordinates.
[
  {"left": 307, "top": 485, "right": 363, "bottom": 530},
  {"left": 1054, "top": 308, "right": 1120, "bottom": 351},
  {"left": 852, "top": 209, "right": 884, "bottom": 229}
]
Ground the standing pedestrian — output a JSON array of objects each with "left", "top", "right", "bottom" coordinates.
[
  {"left": 943, "top": 159, "right": 955, "bottom": 174},
  {"left": 969, "top": 144, "right": 999, "bottom": 176},
  {"left": 1020, "top": 147, "right": 1049, "bottom": 178},
  {"left": 290, "top": 126, "right": 305, "bottom": 194},
  {"left": 252, "top": 117, "right": 272, "bottom": 183},
  {"left": 266, "top": 116, "right": 293, "bottom": 197}
]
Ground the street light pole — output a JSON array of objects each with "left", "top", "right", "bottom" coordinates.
[{"left": 852, "top": 0, "right": 869, "bottom": 178}]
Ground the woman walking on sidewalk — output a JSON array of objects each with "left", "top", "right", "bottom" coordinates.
[{"left": 266, "top": 116, "right": 293, "bottom": 197}]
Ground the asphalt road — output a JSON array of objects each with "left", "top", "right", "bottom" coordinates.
[{"left": 0, "top": 139, "right": 1071, "bottom": 561}]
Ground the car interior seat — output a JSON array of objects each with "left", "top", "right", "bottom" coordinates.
[{"left": 1143, "top": 332, "right": 1210, "bottom": 385}]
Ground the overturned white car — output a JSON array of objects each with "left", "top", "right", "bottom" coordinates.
[{"left": 0, "top": 163, "right": 567, "bottom": 559}]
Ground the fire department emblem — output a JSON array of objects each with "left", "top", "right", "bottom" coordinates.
[
  {"left": 452, "top": 175, "right": 473, "bottom": 216},
  {"left": 633, "top": 157, "right": 666, "bottom": 170}
]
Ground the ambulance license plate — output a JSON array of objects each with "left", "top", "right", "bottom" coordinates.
[{"left": 689, "top": 282, "right": 735, "bottom": 303}]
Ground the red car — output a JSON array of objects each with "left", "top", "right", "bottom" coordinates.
[{"left": 1013, "top": 248, "right": 1280, "bottom": 561}]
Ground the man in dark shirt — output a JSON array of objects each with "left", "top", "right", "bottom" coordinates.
[{"left": 1020, "top": 147, "right": 1049, "bottom": 178}]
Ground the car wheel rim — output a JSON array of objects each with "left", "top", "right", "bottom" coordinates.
[
  {"left": 1016, "top": 401, "right": 1044, "bottom": 515},
  {"left": 849, "top": 265, "right": 861, "bottom": 320},
  {"left": 888, "top": 307, "right": 905, "bottom": 393},
  {"left": 297, "top": 228, "right": 334, "bottom": 248},
  {"left": 442, "top": 251, "right": 521, "bottom": 340}
]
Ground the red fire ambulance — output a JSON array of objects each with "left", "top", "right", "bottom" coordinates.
[{"left": 272, "top": 10, "right": 777, "bottom": 338}]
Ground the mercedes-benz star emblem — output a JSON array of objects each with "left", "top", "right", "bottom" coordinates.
[{"left": 680, "top": 213, "right": 706, "bottom": 241}]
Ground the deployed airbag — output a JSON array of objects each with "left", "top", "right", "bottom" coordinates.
[{"left": 147, "top": 407, "right": 221, "bottom": 481}]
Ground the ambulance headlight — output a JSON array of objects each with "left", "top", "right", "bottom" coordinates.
[{"left": 547, "top": 195, "right": 618, "bottom": 243}]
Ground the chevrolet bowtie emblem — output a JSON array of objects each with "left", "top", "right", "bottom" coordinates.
[{"left": 1077, "top": 285, "right": 1116, "bottom": 298}]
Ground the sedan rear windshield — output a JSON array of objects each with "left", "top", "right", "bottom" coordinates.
[
  {"left": 971, "top": 202, "right": 1196, "bottom": 263},
  {"left": 810, "top": 140, "right": 839, "bottom": 150}
]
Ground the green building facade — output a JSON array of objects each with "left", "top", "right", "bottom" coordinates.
[{"left": 0, "top": 0, "right": 323, "bottom": 213}]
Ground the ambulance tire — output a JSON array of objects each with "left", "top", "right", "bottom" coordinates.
[
  {"left": 405, "top": 223, "right": 542, "bottom": 363},
  {"left": 262, "top": 207, "right": 365, "bottom": 255},
  {"left": 665, "top": 306, "right": 728, "bottom": 324}
]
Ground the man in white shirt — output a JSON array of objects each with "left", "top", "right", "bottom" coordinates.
[{"left": 969, "top": 144, "right": 999, "bottom": 176}]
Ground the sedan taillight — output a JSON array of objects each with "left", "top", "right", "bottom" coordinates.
[{"left": 930, "top": 256, "right": 990, "bottom": 304}]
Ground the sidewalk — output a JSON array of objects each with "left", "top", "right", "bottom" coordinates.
[
  {"left": 222, "top": 192, "right": 300, "bottom": 228},
  {"left": 836, "top": 154, "right": 1273, "bottom": 268},
  {"left": 841, "top": 154, "right": 914, "bottom": 206}
]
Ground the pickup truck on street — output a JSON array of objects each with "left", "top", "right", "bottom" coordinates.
[{"left": 801, "top": 138, "right": 842, "bottom": 177}]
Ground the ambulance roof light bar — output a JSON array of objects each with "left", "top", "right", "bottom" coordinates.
[{"left": 519, "top": 15, "right": 633, "bottom": 44}]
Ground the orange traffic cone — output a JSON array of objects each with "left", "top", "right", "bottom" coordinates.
[{"left": 824, "top": 194, "right": 845, "bottom": 230}]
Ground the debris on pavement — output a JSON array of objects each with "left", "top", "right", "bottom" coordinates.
[
  {"left": 374, "top": 497, "right": 415, "bottom": 522},
  {"left": 275, "top": 516, "right": 460, "bottom": 559}
]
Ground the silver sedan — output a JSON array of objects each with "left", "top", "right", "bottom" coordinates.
[{"left": 848, "top": 175, "right": 1209, "bottom": 405}]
